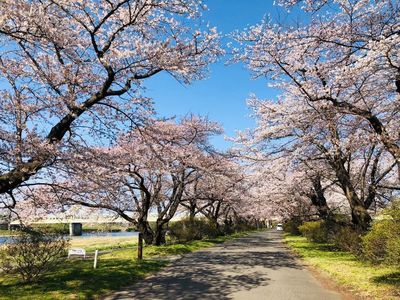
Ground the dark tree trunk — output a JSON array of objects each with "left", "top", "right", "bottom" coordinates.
[
  {"left": 350, "top": 205, "right": 372, "bottom": 231},
  {"left": 332, "top": 159, "right": 372, "bottom": 230},
  {"left": 154, "top": 221, "right": 167, "bottom": 246},
  {"left": 212, "top": 217, "right": 222, "bottom": 234},
  {"left": 223, "top": 216, "right": 234, "bottom": 232},
  {"left": 188, "top": 202, "right": 196, "bottom": 223},
  {"left": 137, "top": 221, "right": 154, "bottom": 245},
  {"left": 309, "top": 176, "right": 331, "bottom": 219}
]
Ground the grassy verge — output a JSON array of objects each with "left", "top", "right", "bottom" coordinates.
[
  {"left": 0, "top": 231, "right": 252, "bottom": 299},
  {"left": 0, "top": 230, "right": 12, "bottom": 237},
  {"left": 284, "top": 234, "right": 400, "bottom": 300}
]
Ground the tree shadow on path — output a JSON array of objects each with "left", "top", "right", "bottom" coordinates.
[{"left": 106, "top": 232, "right": 303, "bottom": 300}]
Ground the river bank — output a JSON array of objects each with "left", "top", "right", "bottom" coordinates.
[{"left": 0, "top": 231, "right": 138, "bottom": 245}]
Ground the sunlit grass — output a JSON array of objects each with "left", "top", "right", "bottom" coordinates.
[
  {"left": 284, "top": 235, "right": 400, "bottom": 300},
  {"left": 70, "top": 235, "right": 138, "bottom": 252},
  {"left": 0, "top": 230, "right": 12, "bottom": 236},
  {"left": 0, "top": 252, "right": 166, "bottom": 300}
]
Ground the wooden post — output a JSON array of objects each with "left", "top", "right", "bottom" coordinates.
[
  {"left": 93, "top": 250, "right": 98, "bottom": 269},
  {"left": 137, "top": 232, "right": 143, "bottom": 260}
]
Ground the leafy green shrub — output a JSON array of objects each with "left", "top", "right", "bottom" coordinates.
[
  {"left": 169, "top": 218, "right": 219, "bottom": 242},
  {"left": 298, "top": 220, "right": 329, "bottom": 243},
  {"left": 363, "top": 220, "right": 392, "bottom": 264},
  {"left": 330, "top": 226, "right": 363, "bottom": 255},
  {"left": 227, "top": 219, "right": 257, "bottom": 233},
  {"left": 386, "top": 236, "right": 400, "bottom": 266},
  {"left": 0, "top": 229, "right": 69, "bottom": 282},
  {"left": 283, "top": 217, "right": 302, "bottom": 235},
  {"left": 362, "top": 200, "right": 400, "bottom": 266}
]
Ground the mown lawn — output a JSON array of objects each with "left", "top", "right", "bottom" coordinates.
[
  {"left": 0, "top": 231, "right": 250, "bottom": 299},
  {"left": 284, "top": 235, "right": 400, "bottom": 300}
]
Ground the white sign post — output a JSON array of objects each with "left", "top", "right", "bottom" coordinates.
[
  {"left": 68, "top": 248, "right": 86, "bottom": 259},
  {"left": 93, "top": 250, "right": 99, "bottom": 269}
]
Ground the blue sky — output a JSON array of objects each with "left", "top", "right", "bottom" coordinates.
[{"left": 144, "top": 1, "right": 290, "bottom": 150}]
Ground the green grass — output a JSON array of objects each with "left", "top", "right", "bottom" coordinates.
[
  {"left": 0, "top": 231, "right": 252, "bottom": 299},
  {"left": 0, "top": 230, "right": 13, "bottom": 237},
  {"left": 70, "top": 236, "right": 138, "bottom": 252},
  {"left": 0, "top": 252, "right": 167, "bottom": 299},
  {"left": 284, "top": 234, "right": 400, "bottom": 300}
]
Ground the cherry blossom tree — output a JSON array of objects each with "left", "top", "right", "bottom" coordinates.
[
  {"left": 237, "top": 156, "right": 322, "bottom": 223},
  {"left": 0, "top": 0, "right": 222, "bottom": 209},
  {"left": 182, "top": 157, "right": 246, "bottom": 231},
  {"left": 235, "top": 0, "right": 399, "bottom": 229},
  {"left": 238, "top": 96, "right": 398, "bottom": 229},
  {"left": 22, "top": 117, "right": 223, "bottom": 245},
  {"left": 237, "top": 0, "right": 400, "bottom": 176}
]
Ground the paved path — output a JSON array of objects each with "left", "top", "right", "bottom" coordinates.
[{"left": 105, "top": 231, "right": 343, "bottom": 300}]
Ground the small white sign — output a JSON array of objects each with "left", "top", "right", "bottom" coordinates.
[{"left": 68, "top": 248, "right": 86, "bottom": 259}]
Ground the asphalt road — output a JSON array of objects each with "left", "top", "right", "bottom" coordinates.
[{"left": 104, "top": 230, "right": 343, "bottom": 300}]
